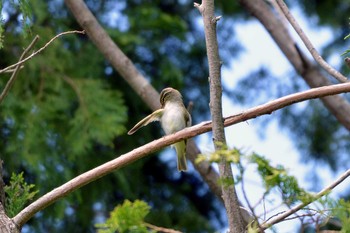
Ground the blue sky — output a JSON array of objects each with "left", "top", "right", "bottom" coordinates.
[{"left": 196, "top": 6, "right": 350, "bottom": 233}]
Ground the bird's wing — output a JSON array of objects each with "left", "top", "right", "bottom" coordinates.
[{"left": 127, "top": 109, "right": 164, "bottom": 135}]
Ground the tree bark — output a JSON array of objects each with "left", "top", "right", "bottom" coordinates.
[
  {"left": 195, "top": 1, "right": 246, "bottom": 232},
  {"left": 239, "top": 0, "right": 350, "bottom": 131},
  {"left": 0, "top": 204, "right": 19, "bottom": 233}
]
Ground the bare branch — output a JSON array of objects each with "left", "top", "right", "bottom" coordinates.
[
  {"left": 239, "top": 0, "right": 350, "bottom": 131},
  {"left": 143, "top": 223, "right": 182, "bottom": 233},
  {"left": 12, "top": 81, "right": 350, "bottom": 227},
  {"left": 0, "top": 36, "right": 39, "bottom": 104},
  {"left": 0, "top": 66, "right": 24, "bottom": 73},
  {"left": 275, "top": 0, "right": 348, "bottom": 83},
  {"left": 261, "top": 168, "right": 350, "bottom": 229},
  {"left": 195, "top": 0, "right": 246, "bottom": 231},
  {"left": 224, "top": 82, "right": 350, "bottom": 126},
  {"left": 240, "top": 171, "right": 263, "bottom": 230},
  {"left": 0, "top": 30, "right": 85, "bottom": 74}
]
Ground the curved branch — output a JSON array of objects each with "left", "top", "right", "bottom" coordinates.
[
  {"left": 0, "top": 36, "right": 39, "bottom": 104},
  {"left": 13, "top": 81, "right": 350, "bottom": 227},
  {"left": 0, "top": 31, "right": 85, "bottom": 74},
  {"left": 262, "top": 168, "right": 350, "bottom": 229},
  {"left": 275, "top": 0, "right": 347, "bottom": 83},
  {"left": 239, "top": 0, "right": 350, "bottom": 131}
]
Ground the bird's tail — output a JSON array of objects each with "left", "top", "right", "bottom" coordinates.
[{"left": 175, "top": 141, "right": 188, "bottom": 171}]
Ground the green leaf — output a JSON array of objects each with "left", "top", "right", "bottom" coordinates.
[
  {"left": 66, "top": 78, "right": 127, "bottom": 158},
  {"left": 341, "top": 48, "right": 350, "bottom": 56},
  {"left": 95, "top": 200, "right": 153, "bottom": 233},
  {"left": 4, "top": 172, "right": 39, "bottom": 217},
  {"left": 330, "top": 199, "right": 350, "bottom": 232},
  {"left": 249, "top": 153, "right": 313, "bottom": 204}
]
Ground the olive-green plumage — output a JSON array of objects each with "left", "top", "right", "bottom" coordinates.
[{"left": 128, "top": 88, "right": 191, "bottom": 171}]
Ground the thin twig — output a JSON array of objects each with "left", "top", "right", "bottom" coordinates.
[
  {"left": 0, "top": 36, "right": 39, "bottom": 104},
  {"left": 0, "top": 30, "right": 85, "bottom": 74},
  {"left": 262, "top": 168, "right": 350, "bottom": 229},
  {"left": 143, "top": 222, "right": 182, "bottom": 233},
  {"left": 0, "top": 66, "right": 24, "bottom": 73},
  {"left": 275, "top": 0, "right": 348, "bottom": 83},
  {"left": 240, "top": 171, "right": 264, "bottom": 232}
]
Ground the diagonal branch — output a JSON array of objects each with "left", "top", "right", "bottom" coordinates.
[
  {"left": 0, "top": 36, "right": 39, "bottom": 104},
  {"left": 261, "top": 168, "right": 350, "bottom": 229},
  {"left": 0, "top": 31, "right": 85, "bottom": 75},
  {"left": 275, "top": 0, "right": 348, "bottom": 83},
  {"left": 239, "top": 0, "right": 350, "bottom": 131},
  {"left": 12, "top": 78, "right": 350, "bottom": 228}
]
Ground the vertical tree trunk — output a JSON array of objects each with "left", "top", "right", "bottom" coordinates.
[{"left": 195, "top": 1, "right": 246, "bottom": 232}]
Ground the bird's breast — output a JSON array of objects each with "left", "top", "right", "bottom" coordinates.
[{"left": 161, "top": 103, "right": 187, "bottom": 135}]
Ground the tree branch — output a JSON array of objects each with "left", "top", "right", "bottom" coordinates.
[
  {"left": 0, "top": 36, "right": 39, "bottom": 104},
  {"left": 261, "top": 168, "right": 350, "bottom": 229},
  {"left": 12, "top": 80, "right": 350, "bottom": 227},
  {"left": 194, "top": 1, "right": 245, "bottom": 232},
  {"left": 0, "top": 31, "right": 85, "bottom": 74},
  {"left": 0, "top": 204, "right": 19, "bottom": 233},
  {"left": 239, "top": 0, "right": 350, "bottom": 131},
  {"left": 143, "top": 222, "right": 182, "bottom": 233},
  {"left": 64, "top": 0, "right": 224, "bottom": 202},
  {"left": 275, "top": 0, "right": 348, "bottom": 83}
]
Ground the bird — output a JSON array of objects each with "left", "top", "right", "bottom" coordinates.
[{"left": 128, "top": 87, "right": 191, "bottom": 171}]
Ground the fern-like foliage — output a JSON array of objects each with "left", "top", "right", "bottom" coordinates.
[{"left": 4, "top": 172, "right": 38, "bottom": 217}]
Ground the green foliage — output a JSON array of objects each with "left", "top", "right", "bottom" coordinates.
[
  {"left": 65, "top": 78, "right": 127, "bottom": 158},
  {"left": 342, "top": 48, "right": 350, "bottom": 56},
  {"left": 297, "top": 0, "right": 350, "bottom": 26},
  {"left": 4, "top": 172, "right": 38, "bottom": 217},
  {"left": 95, "top": 200, "right": 154, "bottom": 233},
  {"left": 8, "top": 0, "right": 350, "bottom": 231},
  {"left": 198, "top": 144, "right": 316, "bottom": 204},
  {"left": 0, "top": 1, "right": 224, "bottom": 232},
  {"left": 196, "top": 143, "right": 241, "bottom": 164},
  {"left": 301, "top": 196, "right": 350, "bottom": 231},
  {"left": 0, "top": 0, "right": 33, "bottom": 47},
  {"left": 246, "top": 221, "right": 261, "bottom": 233},
  {"left": 341, "top": 20, "right": 350, "bottom": 56},
  {"left": 196, "top": 144, "right": 243, "bottom": 187},
  {"left": 1, "top": 75, "right": 127, "bottom": 165},
  {"left": 250, "top": 153, "right": 313, "bottom": 205},
  {"left": 17, "top": 0, "right": 32, "bottom": 34},
  {"left": 329, "top": 198, "right": 350, "bottom": 232}
]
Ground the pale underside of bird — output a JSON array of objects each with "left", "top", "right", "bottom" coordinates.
[{"left": 128, "top": 87, "right": 191, "bottom": 171}]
